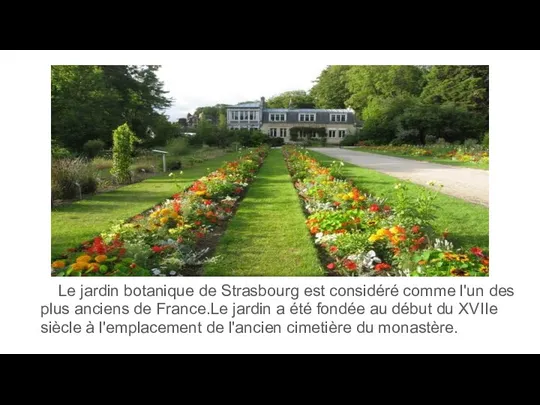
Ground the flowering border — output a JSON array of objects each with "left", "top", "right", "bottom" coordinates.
[
  {"left": 283, "top": 146, "right": 488, "bottom": 277},
  {"left": 51, "top": 146, "right": 270, "bottom": 277}
]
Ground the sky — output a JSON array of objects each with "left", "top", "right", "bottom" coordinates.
[{"left": 156, "top": 58, "right": 328, "bottom": 121}]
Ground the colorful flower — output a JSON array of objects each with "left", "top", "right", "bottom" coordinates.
[
  {"left": 52, "top": 260, "right": 65, "bottom": 269},
  {"left": 95, "top": 255, "right": 108, "bottom": 263},
  {"left": 374, "top": 263, "right": 391, "bottom": 272},
  {"left": 327, "top": 263, "right": 335, "bottom": 270},
  {"left": 76, "top": 255, "right": 92, "bottom": 263}
]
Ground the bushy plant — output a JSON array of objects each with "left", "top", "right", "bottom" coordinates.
[
  {"left": 463, "top": 138, "right": 478, "bottom": 148},
  {"left": 482, "top": 132, "right": 489, "bottom": 148},
  {"left": 52, "top": 143, "right": 72, "bottom": 159},
  {"left": 425, "top": 134, "right": 437, "bottom": 144},
  {"left": 111, "top": 123, "right": 139, "bottom": 184},
  {"left": 83, "top": 139, "right": 105, "bottom": 158},
  {"left": 266, "top": 137, "right": 285, "bottom": 147},
  {"left": 166, "top": 137, "right": 190, "bottom": 156},
  {"left": 52, "top": 158, "right": 98, "bottom": 200}
]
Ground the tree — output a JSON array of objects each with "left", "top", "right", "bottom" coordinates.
[
  {"left": 51, "top": 65, "right": 173, "bottom": 152},
  {"left": 266, "top": 90, "right": 315, "bottom": 108},
  {"left": 310, "top": 65, "right": 352, "bottom": 108},
  {"left": 345, "top": 66, "right": 425, "bottom": 115},
  {"left": 421, "top": 65, "right": 488, "bottom": 127},
  {"left": 111, "top": 123, "right": 139, "bottom": 184}
]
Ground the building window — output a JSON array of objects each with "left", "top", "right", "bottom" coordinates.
[
  {"left": 328, "top": 130, "right": 336, "bottom": 138},
  {"left": 249, "top": 111, "right": 254, "bottom": 120},
  {"left": 298, "top": 113, "right": 316, "bottom": 122},
  {"left": 338, "top": 130, "right": 347, "bottom": 138},
  {"left": 280, "top": 128, "right": 287, "bottom": 138},
  {"left": 330, "top": 114, "right": 347, "bottom": 122},
  {"left": 232, "top": 111, "right": 239, "bottom": 120},
  {"left": 269, "top": 113, "right": 286, "bottom": 122},
  {"left": 269, "top": 128, "right": 278, "bottom": 137}
]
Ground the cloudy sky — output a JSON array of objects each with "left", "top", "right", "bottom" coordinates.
[{"left": 156, "top": 58, "right": 329, "bottom": 121}]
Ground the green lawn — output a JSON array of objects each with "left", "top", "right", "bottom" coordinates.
[
  {"left": 309, "top": 150, "right": 489, "bottom": 251},
  {"left": 351, "top": 148, "right": 489, "bottom": 170},
  {"left": 51, "top": 152, "right": 237, "bottom": 258},
  {"left": 204, "top": 150, "right": 324, "bottom": 276}
]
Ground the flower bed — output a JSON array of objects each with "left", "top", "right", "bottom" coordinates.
[
  {"left": 358, "top": 144, "right": 489, "bottom": 165},
  {"left": 283, "top": 146, "right": 488, "bottom": 277},
  {"left": 51, "top": 146, "right": 270, "bottom": 277}
]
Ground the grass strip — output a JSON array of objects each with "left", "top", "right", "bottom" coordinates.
[
  {"left": 51, "top": 152, "right": 237, "bottom": 258},
  {"left": 204, "top": 150, "right": 324, "bottom": 276},
  {"left": 351, "top": 148, "right": 489, "bottom": 170},
  {"left": 309, "top": 150, "right": 488, "bottom": 251}
]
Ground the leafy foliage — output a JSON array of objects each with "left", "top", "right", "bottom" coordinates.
[
  {"left": 51, "top": 65, "right": 173, "bottom": 152},
  {"left": 266, "top": 90, "right": 315, "bottom": 108},
  {"left": 111, "top": 123, "right": 139, "bottom": 184}
]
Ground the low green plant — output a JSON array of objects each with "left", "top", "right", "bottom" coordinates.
[
  {"left": 83, "top": 139, "right": 106, "bottom": 158},
  {"left": 393, "top": 180, "right": 441, "bottom": 230}
]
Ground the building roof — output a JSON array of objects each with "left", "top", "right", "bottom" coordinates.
[
  {"left": 264, "top": 108, "right": 353, "bottom": 113},
  {"left": 230, "top": 102, "right": 260, "bottom": 108}
]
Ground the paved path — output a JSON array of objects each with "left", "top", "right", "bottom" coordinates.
[{"left": 310, "top": 148, "right": 489, "bottom": 206}]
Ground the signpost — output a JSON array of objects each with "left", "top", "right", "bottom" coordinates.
[{"left": 152, "top": 149, "right": 169, "bottom": 172}]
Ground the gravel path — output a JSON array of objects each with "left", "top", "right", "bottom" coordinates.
[{"left": 310, "top": 148, "right": 489, "bottom": 207}]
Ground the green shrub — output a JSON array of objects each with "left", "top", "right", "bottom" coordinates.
[
  {"left": 340, "top": 134, "right": 360, "bottom": 146},
  {"left": 52, "top": 145, "right": 72, "bottom": 159},
  {"left": 425, "top": 135, "right": 437, "bottom": 144},
  {"left": 166, "top": 137, "right": 190, "bottom": 156},
  {"left": 463, "top": 138, "right": 478, "bottom": 148},
  {"left": 482, "top": 132, "right": 489, "bottom": 148},
  {"left": 83, "top": 139, "right": 105, "bottom": 158},
  {"left": 266, "top": 137, "right": 285, "bottom": 147},
  {"left": 52, "top": 158, "right": 98, "bottom": 200},
  {"left": 111, "top": 123, "right": 139, "bottom": 184}
]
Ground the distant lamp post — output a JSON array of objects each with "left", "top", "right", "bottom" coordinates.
[{"left": 152, "top": 149, "right": 169, "bottom": 172}]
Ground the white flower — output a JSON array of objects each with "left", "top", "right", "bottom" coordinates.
[
  {"left": 169, "top": 271, "right": 177, "bottom": 276},
  {"left": 427, "top": 180, "right": 436, "bottom": 186},
  {"left": 169, "top": 173, "right": 174, "bottom": 177},
  {"left": 152, "top": 268, "right": 161, "bottom": 276}
]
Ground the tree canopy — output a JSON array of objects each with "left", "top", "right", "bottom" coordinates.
[
  {"left": 51, "top": 65, "right": 173, "bottom": 151},
  {"left": 266, "top": 90, "right": 315, "bottom": 109}
]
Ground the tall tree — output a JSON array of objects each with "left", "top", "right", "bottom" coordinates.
[
  {"left": 310, "top": 65, "right": 352, "bottom": 108},
  {"left": 51, "top": 65, "right": 172, "bottom": 151},
  {"left": 345, "top": 65, "right": 425, "bottom": 115},
  {"left": 421, "top": 65, "right": 488, "bottom": 124},
  {"left": 266, "top": 90, "right": 315, "bottom": 108}
]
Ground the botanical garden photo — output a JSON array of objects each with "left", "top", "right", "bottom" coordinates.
[{"left": 51, "top": 65, "right": 489, "bottom": 277}]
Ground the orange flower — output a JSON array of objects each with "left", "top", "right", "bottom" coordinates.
[
  {"left": 52, "top": 260, "right": 65, "bottom": 269},
  {"left": 76, "top": 255, "right": 92, "bottom": 263},
  {"left": 95, "top": 255, "right": 108, "bottom": 263},
  {"left": 71, "top": 262, "right": 88, "bottom": 271}
]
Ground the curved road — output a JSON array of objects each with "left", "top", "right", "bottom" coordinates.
[{"left": 310, "top": 148, "right": 489, "bottom": 207}]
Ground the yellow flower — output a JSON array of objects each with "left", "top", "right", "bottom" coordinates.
[
  {"left": 170, "top": 211, "right": 179, "bottom": 219},
  {"left": 52, "top": 260, "right": 65, "bottom": 269},
  {"left": 76, "top": 255, "right": 92, "bottom": 263},
  {"left": 368, "top": 234, "right": 380, "bottom": 243},
  {"left": 71, "top": 262, "right": 88, "bottom": 271},
  {"left": 95, "top": 255, "right": 108, "bottom": 263},
  {"left": 376, "top": 228, "right": 387, "bottom": 237},
  {"left": 160, "top": 208, "right": 171, "bottom": 216},
  {"left": 196, "top": 191, "right": 206, "bottom": 196},
  {"left": 160, "top": 217, "right": 169, "bottom": 225}
]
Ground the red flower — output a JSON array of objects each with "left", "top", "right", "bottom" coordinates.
[
  {"left": 383, "top": 205, "right": 391, "bottom": 212},
  {"left": 412, "top": 225, "right": 420, "bottom": 234},
  {"left": 327, "top": 263, "right": 335, "bottom": 270},
  {"left": 130, "top": 263, "right": 137, "bottom": 269},
  {"left": 330, "top": 246, "right": 338, "bottom": 253},
  {"left": 173, "top": 193, "right": 180, "bottom": 199},
  {"left": 374, "top": 263, "right": 391, "bottom": 272},
  {"left": 151, "top": 246, "right": 165, "bottom": 253},
  {"left": 333, "top": 201, "right": 341, "bottom": 207},
  {"left": 369, "top": 204, "right": 380, "bottom": 212},
  {"left": 204, "top": 200, "right": 212, "bottom": 206},
  {"left": 235, "top": 188, "right": 243, "bottom": 194},
  {"left": 118, "top": 248, "right": 127, "bottom": 257},
  {"left": 470, "top": 247, "right": 484, "bottom": 257},
  {"left": 343, "top": 260, "right": 358, "bottom": 271},
  {"left": 195, "top": 221, "right": 202, "bottom": 226},
  {"left": 196, "top": 232, "right": 205, "bottom": 239}
]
